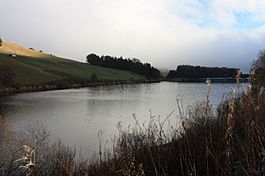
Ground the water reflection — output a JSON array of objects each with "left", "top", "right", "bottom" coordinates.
[{"left": 0, "top": 82, "right": 246, "bottom": 158}]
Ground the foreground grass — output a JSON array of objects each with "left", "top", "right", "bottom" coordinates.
[{"left": 1, "top": 82, "right": 265, "bottom": 175}]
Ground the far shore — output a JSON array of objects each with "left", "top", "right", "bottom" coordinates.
[
  {"left": 164, "top": 77, "right": 249, "bottom": 83},
  {"left": 0, "top": 79, "right": 161, "bottom": 96}
]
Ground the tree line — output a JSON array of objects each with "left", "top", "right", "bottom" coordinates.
[
  {"left": 86, "top": 53, "right": 161, "bottom": 79},
  {"left": 167, "top": 65, "right": 239, "bottom": 79}
]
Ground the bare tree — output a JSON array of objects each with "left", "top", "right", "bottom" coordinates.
[{"left": 251, "top": 50, "right": 265, "bottom": 70}]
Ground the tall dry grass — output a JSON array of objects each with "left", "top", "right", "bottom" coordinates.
[{"left": 87, "top": 80, "right": 265, "bottom": 176}]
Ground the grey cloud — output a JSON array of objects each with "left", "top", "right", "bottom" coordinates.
[{"left": 0, "top": 0, "right": 265, "bottom": 72}]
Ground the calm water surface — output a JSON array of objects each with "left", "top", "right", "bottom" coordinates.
[{"left": 0, "top": 82, "right": 246, "bottom": 158}]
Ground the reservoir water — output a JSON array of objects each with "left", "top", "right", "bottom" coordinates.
[{"left": 0, "top": 82, "right": 246, "bottom": 158}]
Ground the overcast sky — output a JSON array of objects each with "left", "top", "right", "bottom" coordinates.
[{"left": 1, "top": 0, "right": 265, "bottom": 72}]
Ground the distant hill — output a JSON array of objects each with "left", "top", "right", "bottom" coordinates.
[
  {"left": 0, "top": 41, "right": 145, "bottom": 89},
  {"left": 0, "top": 41, "right": 49, "bottom": 57}
]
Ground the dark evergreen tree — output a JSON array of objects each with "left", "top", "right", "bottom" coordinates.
[{"left": 86, "top": 53, "right": 102, "bottom": 65}]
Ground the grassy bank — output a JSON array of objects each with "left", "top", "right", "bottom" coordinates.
[{"left": 0, "top": 41, "right": 146, "bottom": 92}]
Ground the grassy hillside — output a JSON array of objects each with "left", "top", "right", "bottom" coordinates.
[{"left": 0, "top": 41, "right": 145, "bottom": 86}]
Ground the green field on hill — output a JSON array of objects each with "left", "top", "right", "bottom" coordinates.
[{"left": 0, "top": 41, "right": 145, "bottom": 86}]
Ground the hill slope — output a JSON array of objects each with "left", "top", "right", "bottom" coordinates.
[{"left": 0, "top": 41, "right": 145, "bottom": 86}]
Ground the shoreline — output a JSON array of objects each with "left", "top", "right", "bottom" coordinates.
[
  {"left": 0, "top": 77, "right": 248, "bottom": 96},
  {"left": 0, "top": 79, "right": 161, "bottom": 96},
  {"left": 164, "top": 77, "right": 248, "bottom": 83}
]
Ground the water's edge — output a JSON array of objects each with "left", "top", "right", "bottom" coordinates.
[{"left": 0, "top": 79, "right": 161, "bottom": 96}]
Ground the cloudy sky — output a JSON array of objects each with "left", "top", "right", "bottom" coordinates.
[{"left": 1, "top": 0, "right": 265, "bottom": 72}]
